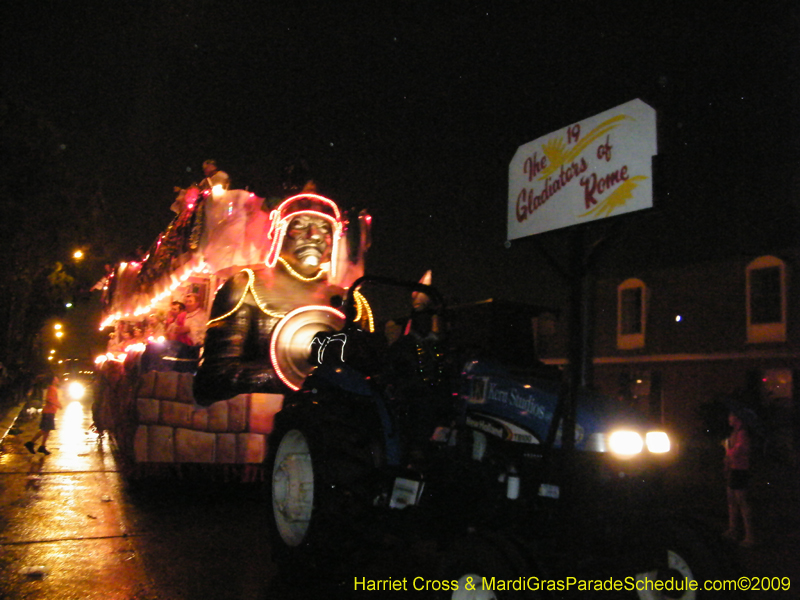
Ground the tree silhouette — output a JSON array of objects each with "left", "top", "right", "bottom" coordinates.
[{"left": 0, "top": 98, "right": 125, "bottom": 367}]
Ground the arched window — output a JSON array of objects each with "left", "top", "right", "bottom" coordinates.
[
  {"left": 617, "top": 278, "right": 647, "bottom": 349},
  {"left": 746, "top": 255, "right": 787, "bottom": 343}
]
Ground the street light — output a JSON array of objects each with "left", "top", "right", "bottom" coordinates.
[{"left": 73, "top": 250, "right": 84, "bottom": 261}]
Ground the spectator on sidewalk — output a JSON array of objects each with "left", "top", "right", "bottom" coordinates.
[
  {"left": 723, "top": 409, "right": 755, "bottom": 547},
  {"left": 24, "top": 376, "right": 62, "bottom": 456}
]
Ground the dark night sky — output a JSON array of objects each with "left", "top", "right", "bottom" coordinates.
[{"left": 3, "top": 1, "right": 798, "bottom": 310}]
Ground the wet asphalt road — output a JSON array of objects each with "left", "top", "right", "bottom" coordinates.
[
  {"left": 1, "top": 392, "right": 798, "bottom": 599},
  {"left": 0, "top": 396, "right": 276, "bottom": 600},
  {"left": 0, "top": 395, "right": 434, "bottom": 600}
]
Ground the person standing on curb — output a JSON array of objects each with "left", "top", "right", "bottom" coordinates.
[
  {"left": 24, "top": 376, "right": 62, "bottom": 456},
  {"left": 723, "top": 409, "right": 755, "bottom": 547}
]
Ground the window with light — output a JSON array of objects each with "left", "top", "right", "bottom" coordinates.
[
  {"left": 746, "top": 256, "right": 787, "bottom": 343},
  {"left": 617, "top": 278, "right": 647, "bottom": 350}
]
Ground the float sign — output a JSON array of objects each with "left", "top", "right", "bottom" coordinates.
[{"left": 508, "top": 98, "right": 657, "bottom": 240}]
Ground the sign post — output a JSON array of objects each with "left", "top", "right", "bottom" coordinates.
[{"left": 508, "top": 99, "right": 657, "bottom": 506}]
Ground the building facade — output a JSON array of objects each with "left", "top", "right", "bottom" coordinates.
[{"left": 540, "top": 248, "right": 799, "bottom": 452}]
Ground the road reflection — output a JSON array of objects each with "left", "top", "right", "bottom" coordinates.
[
  {"left": 59, "top": 400, "right": 86, "bottom": 455},
  {"left": 25, "top": 455, "right": 45, "bottom": 490}
]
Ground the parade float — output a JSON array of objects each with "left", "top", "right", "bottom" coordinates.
[
  {"left": 94, "top": 173, "right": 372, "bottom": 480},
  {"left": 93, "top": 167, "right": 732, "bottom": 598}
]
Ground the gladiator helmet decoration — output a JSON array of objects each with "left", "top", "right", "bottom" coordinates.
[{"left": 265, "top": 193, "right": 344, "bottom": 278}]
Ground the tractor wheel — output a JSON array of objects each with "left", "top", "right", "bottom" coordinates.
[
  {"left": 634, "top": 521, "right": 744, "bottom": 600},
  {"left": 269, "top": 426, "right": 316, "bottom": 549},
  {"left": 436, "top": 532, "right": 540, "bottom": 599},
  {"left": 266, "top": 411, "right": 380, "bottom": 565}
]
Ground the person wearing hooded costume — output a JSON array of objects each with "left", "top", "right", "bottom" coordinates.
[{"left": 383, "top": 270, "right": 449, "bottom": 461}]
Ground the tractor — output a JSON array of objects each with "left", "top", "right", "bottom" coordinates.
[{"left": 266, "top": 276, "right": 740, "bottom": 599}]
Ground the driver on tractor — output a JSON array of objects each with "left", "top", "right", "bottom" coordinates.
[{"left": 384, "top": 271, "right": 450, "bottom": 461}]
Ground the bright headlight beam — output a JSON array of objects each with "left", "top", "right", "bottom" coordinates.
[
  {"left": 67, "top": 381, "right": 86, "bottom": 400},
  {"left": 646, "top": 431, "right": 671, "bottom": 453},
  {"left": 608, "top": 430, "right": 643, "bottom": 455}
]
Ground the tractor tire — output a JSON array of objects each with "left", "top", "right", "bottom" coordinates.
[
  {"left": 269, "top": 426, "right": 316, "bottom": 550},
  {"left": 436, "top": 532, "right": 540, "bottom": 599},
  {"left": 266, "top": 410, "right": 381, "bottom": 566},
  {"left": 633, "top": 521, "right": 744, "bottom": 600}
]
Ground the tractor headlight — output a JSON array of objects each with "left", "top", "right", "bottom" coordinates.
[
  {"left": 608, "top": 430, "right": 644, "bottom": 456},
  {"left": 645, "top": 431, "right": 671, "bottom": 453},
  {"left": 67, "top": 381, "right": 86, "bottom": 400},
  {"left": 607, "top": 430, "right": 671, "bottom": 456}
]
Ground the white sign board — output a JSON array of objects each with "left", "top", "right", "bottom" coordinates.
[{"left": 508, "top": 98, "right": 657, "bottom": 240}]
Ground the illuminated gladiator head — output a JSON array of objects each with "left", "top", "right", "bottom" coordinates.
[{"left": 265, "top": 194, "right": 343, "bottom": 279}]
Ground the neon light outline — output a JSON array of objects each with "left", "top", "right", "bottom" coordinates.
[
  {"left": 265, "top": 194, "right": 344, "bottom": 278},
  {"left": 270, "top": 305, "right": 346, "bottom": 391},
  {"left": 277, "top": 256, "right": 328, "bottom": 282},
  {"left": 206, "top": 268, "right": 286, "bottom": 325}
]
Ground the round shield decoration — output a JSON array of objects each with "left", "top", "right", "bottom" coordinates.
[{"left": 270, "top": 305, "right": 346, "bottom": 390}]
